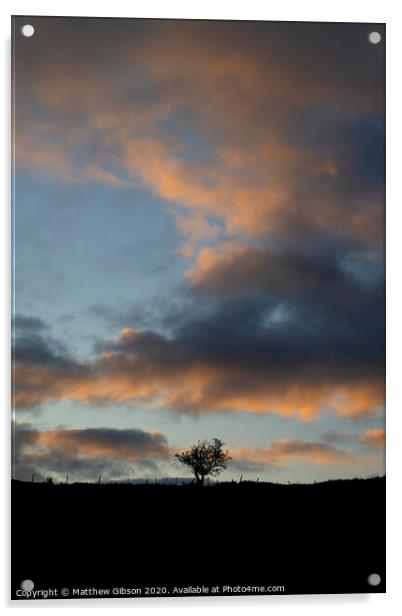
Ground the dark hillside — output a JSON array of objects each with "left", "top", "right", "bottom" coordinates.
[{"left": 12, "top": 477, "right": 385, "bottom": 598}]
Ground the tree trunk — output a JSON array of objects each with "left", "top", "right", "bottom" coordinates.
[{"left": 194, "top": 472, "right": 204, "bottom": 486}]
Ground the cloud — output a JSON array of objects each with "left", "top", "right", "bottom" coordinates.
[
  {"left": 229, "top": 459, "right": 272, "bottom": 474},
  {"left": 321, "top": 430, "right": 359, "bottom": 445},
  {"left": 35, "top": 427, "right": 170, "bottom": 461},
  {"left": 13, "top": 422, "right": 170, "bottom": 482},
  {"left": 186, "top": 242, "right": 382, "bottom": 297},
  {"left": 174, "top": 211, "right": 222, "bottom": 258},
  {"left": 14, "top": 18, "right": 384, "bottom": 253},
  {"left": 122, "top": 137, "right": 293, "bottom": 240},
  {"left": 13, "top": 315, "right": 87, "bottom": 385},
  {"left": 12, "top": 19, "right": 385, "bottom": 424},
  {"left": 231, "top": 439, "right": 362, "bottom": 468},
  {"left": 12, "top": 315, "right": 49, "bottom": 333},
  {"left": 13, "top": 292, "right": 384, "bottom": 420},
  {"left": 12, "top": 422, "right": 368, "bottom": 484},
  {"left": 359, "top": 428, "right": 385, "bottom": 451},
  {"left": 11, "top": 162, "right": 385, "bottom": 426}
]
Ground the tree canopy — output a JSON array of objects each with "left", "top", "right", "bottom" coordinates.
[{"left": 174, "top": 438, "right": 231, "bottom": 485}]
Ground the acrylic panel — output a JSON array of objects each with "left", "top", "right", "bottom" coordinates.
[{"left": 11, "top": 16, "right": 386, "bottom": 600}]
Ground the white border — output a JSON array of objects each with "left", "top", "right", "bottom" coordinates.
[{"left": 2, "top": 1, "right": 402, "bottom": 614}]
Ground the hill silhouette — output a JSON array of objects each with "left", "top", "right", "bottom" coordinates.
[{"left": 12, "top": 476, "right": 385, "bottom": 598}]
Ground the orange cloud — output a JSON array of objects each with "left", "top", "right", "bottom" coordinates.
[
  {"left": 15, "top": 123, "right": 131, "bottom": 189},
  {"left": 231, "top": 439, "right": 363, "bottom": 467},
  {"left": 13, "top": 20, "right": 385, "bottom": 429},
  {"left": 15, "top": 133, "right": 79, "bottom": 184},
  {"left": 122, "top": 136, "right": 342, "bottom": 240},
  {"left": 34, "top": 427, "right": 170, "bottom": 461},
  {"left": 186, "top": 242, "right": 258, "bottom": 287},
  {"left": 13, "top": 327, "right": 384, "bottom": 422},
  {"left": 360, "top": 428, "right": 385, "bottom": 451},
  {"left": 12, "top": 422, "right": 171, "bottom": 481},
  {"left": 175, "top": 211, "right": 222, "bottom": 257},
  {"left": 122, "top": 132, "right": 382, "bottom": 246},
  {"left": 14, "top": 19, "right": 383, "bottom": 253}
]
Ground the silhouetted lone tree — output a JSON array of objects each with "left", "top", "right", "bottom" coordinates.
[{"left": 174, "top": 438, "right": 231, "bottom": 486}]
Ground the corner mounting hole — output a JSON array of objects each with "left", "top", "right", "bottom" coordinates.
[
  {"left": 367, "top": 573, "right": 381, "bottom": 586},
  {"left": 368, "top": 31, "right": 381, "bottom": 45},
  {"left": 20, "top": 579, "right": 34, "bottom": 591},
  {"left": 21, "top": 24, "right": 35, "bottom": 38}
]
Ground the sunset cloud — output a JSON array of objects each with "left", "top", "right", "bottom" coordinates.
[
  {"left": 13, "top": 423, "right": 367, "bottom": 483},
  {"left": 13, "top": 422, "right": 170, "bottom": 482},
  {"left": 231, "top": 439, "right": 363, "bottom": 468},
  {"left": 14, "top": 18, "right": 384, "bottom": 253},
  {"left": 186, "top": 242, "right": 382, "bottom": 296},
  {"left": 13, "top": 310, "right": 384, "bottom": 421},
  {"left": 35, "top": 427, "right": 170, "bottom": 461},
  {"left": 360, "top": 428, "right": 385, "bottom": 451},
  {"left": 12, "top": 18, "right": 385, "bottom": 483}
]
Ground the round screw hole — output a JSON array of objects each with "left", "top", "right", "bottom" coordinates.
[
  {"left": 21, "top": 24, "right": 35, "bottom": 38},
  {"left": 20, "top": 579, "right": 34, "bottom": 591},
  {"left": 368, "top": 31, "right": 381, "bottom": 45},
  {"left": 367, "top": 573, "right": 381, "bottom": 586}
]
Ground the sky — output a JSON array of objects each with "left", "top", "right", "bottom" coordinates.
[{"left": 12, "top": 16, "right": 385, "bottom": 483}]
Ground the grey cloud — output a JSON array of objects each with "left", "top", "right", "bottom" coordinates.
[
  {"left": 229, "top": 459, "right": 280, "bottom": 474},
  {"left": 321, "top": 430, "right": 359, "bottom": 445},
  {"left": 13, "top": 423, "right": 170, "bottom": 483},
  {"left": 12, "top": 315, "right": 49, "bottom": 332}
]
